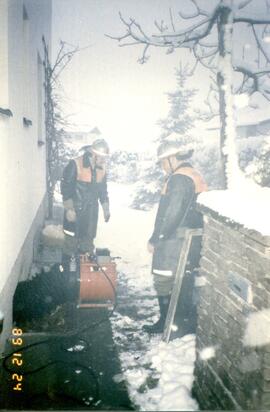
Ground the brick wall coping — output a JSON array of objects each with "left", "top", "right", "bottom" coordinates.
[{"left": 197, "top": 202, "right": 270, "bottom": 248}]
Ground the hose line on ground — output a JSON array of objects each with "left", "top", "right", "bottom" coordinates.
[{"left": 2, "top": 257, "right": 118, "bottom": 407}]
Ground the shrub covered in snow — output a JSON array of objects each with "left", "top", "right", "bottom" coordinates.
[
  {"left": 131, "top": 161, "right": 163, "bottom": 210},
  {"left": 240, "top": 137, "right": 270, "bottom": 187},
  {"left": 192, "top": 142, "right": 222, "bottom": 190},
  {"left": 108, "top": 150, "right": 139, "bottom": 184}
]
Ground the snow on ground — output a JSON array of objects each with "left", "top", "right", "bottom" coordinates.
[
  {"left": 96, "top": 181, "right": 155, "bottom": 287},
  {"left": 96, "top": 182, "right": 198, "bottom": 411}
]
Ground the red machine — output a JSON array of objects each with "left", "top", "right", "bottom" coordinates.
[{"left": 78, "top": 249, "right": 117, "bottom": 308}]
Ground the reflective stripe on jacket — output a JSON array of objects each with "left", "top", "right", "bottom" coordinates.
[{"left": 151, "top": 164, "right": 207, "bottom": 287}]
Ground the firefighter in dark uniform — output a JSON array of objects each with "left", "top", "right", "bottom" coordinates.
[
  {"left": 143, "top": 140, "right": 208, "bottom": 334},
  {"left": 60, "top": 138, "right": 110, "bottom": 259}
]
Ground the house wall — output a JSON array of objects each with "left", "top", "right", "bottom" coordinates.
[
  {"left": 0, "top": 0, "right": 51, "bottom": 347},
  {"left": 193, "top": 206, "right": 270, "bottom": 410}
]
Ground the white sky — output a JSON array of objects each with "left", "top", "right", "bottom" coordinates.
[
  {"left": 52, "top": 0, "right": 211, "bottom": 152},
  {"left": 52, "top": 0, "right": 262, "bottom": 153}
]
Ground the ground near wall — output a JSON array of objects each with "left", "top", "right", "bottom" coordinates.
[
  {"left": 0, "top": 202, "right": 133, "bottom": 410},
  {"left": 0, "top": 184, "right": 199, "bottom": 411},
  {"left": 1, "top": 286, "right": 133, "bottom": 410}
]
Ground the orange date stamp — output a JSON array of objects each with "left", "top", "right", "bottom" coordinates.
[{"left": 11, "top": 328, "right": 23, "bottom": 391}]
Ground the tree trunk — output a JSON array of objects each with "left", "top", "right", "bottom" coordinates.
[{"left": 217, "top": 4, "right": 238, "bottom": 190}]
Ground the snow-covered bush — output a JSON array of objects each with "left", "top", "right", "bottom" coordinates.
[
  {"left": 108, "top": 151, "right": 139, "bottom": 184},
  {"left": 192, "top": 143, "right": 222, "bottom": 190},
  {"left": 131, "top": 161, "right": 163, "bottom": 210},
  {"left": 238, "top": 135, "right": 270, "bottom": 186}
]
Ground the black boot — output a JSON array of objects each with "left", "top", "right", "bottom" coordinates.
[{"left": 143, "top": 295, "right": 170, "bottom": 334}]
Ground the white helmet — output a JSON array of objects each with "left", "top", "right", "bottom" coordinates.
[
  {"left": 91, "top": 138, "right": 110, "bottom": 157},
  {"left": 157, "top": 141, "right": 193, "bottom": 160}
]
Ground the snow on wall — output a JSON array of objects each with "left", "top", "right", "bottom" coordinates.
[
  {"left": 243, "top": 308, "right": 270, "bottom": 348},
  {"left": 198, "top": 183, "right": 270, "bottom": 237},
  {"left": 0, "top": 0, "right": 52, "bottom": 293},
  {"left": 218, "top": 15, "right": 241, "bottom": 191},
  {"left": 198, "top": 62, "right": 270, "bottom": 238}
]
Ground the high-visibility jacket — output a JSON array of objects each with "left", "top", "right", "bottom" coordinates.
[
  {"left": 74, "top": 155, "right": 106, "bottom": 184},
  {"left": 150, "top": 162, "right": 207, "bottom": 287},
  {"left": 149, "top": 162, "right": 207, "bottom": 244},
  {"left": 61, "top": 152, "right": 109, "bottom": 239},
  {"left": 161, "top": 165, "right": 208, "bottom": 195}
]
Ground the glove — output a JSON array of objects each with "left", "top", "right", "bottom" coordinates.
[
  {"left": 63, "top": 199, "right": 76, "bottom": 222},
  {"left": 66, "top": 209, "right": 76, "bottom": 222},
  {"left": 102, "top": 202, "right": 110, "bottom": 223}
]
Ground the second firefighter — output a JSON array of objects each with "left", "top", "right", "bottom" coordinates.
[
  {"left": 60, "top": 138, "right": 111, "bottom": 256},
  {"left": 144, "top": 138, "right": 208, "bottom": 334}
]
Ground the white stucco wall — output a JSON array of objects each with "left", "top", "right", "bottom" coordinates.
[{"left": 0, "top": 0, "right": 52, "bottom": 294}]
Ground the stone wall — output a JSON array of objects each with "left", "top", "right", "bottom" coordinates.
[{"left": 193, "top": 205, "right": 270, "bottom": 410}]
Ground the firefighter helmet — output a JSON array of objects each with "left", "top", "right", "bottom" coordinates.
[
  {"left": 157, "top": 141, "right": 193, "bottom": 160},
  {"left": 91, "top": 139, "right": 110, "bottom": 157}
]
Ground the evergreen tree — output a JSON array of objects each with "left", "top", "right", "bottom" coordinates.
[
  {"left": 131, "top": 66, "right": 198, "bottom": 210},
  {"left": 158, "top": 65, "right": 197, "bottom": 142}
]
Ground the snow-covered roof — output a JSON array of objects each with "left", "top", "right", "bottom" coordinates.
[
  {"left": 237, "top": 107, "right": 270, "bottom": 127},
  {"left": 204, "top": 92, "right": 270, "bottom": 130},
  {"left": 205, "top": 108, "right": 270, "bottom": 130},
  {"left": 89, "top": 127, "right": 101, "bottom": 135},
  {"left": 67, "top": 131, "right": 89, "bottom": 138}
]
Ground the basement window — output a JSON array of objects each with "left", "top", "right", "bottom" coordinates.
[{"left": 0, "top": 108, "right": 13, "bottom": 117}]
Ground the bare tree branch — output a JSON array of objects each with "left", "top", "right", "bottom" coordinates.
[
  {"left": 169, "top": 7, "right": 176, "bottom": 32},
  {"left": 238, "top": 0, "right": 253, "bottom": 10},
  {"left": 138, "top": 44, "right": 150, "bottom": 64},
  {"left": 232, "top": 62, "right": 270, "bottom": 92},
  {"left": 178, "top": 8, "right": 199, "bottom": 20},
  {"left": 234, "top": 13, "right": 270, "bottom": 24},
  {"left": 178, "top": 0, "right": 210, "bottom": 19},
  {"left": 252, "top": 25, "right": 270, "bottom": 64},
  {"left": 152, "top": 15, "right": 213, "bottom": 39},
  {"left": 154, "top": 19, "right": 168, "bottom": 32},
  {"left": 43, "top": 38, "right": 85, "bottom": 218},
  {"left": 192, "top": 43, "right": 217, "bottom": 73},
  {"left": 198, "top": 40, "right": 218, "bottom": 48},
  {"left": 51, "top": 41, "right": 65, "bottom": 75},
  {"left": 111, "top": 4, "right": 270, "bottom": 116}
]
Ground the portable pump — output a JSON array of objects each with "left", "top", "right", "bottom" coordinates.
[{"left": 78, "top": 248, "right": 117, "bottom": 308}]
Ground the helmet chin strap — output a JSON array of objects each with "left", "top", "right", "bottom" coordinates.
[
  {"left": 169, "top": 156, "right": 181, "bottom": 174},
  {"left": 168, "top": 157, "right": 173, "bottom": 174},
  {"left": 168, "top": 156, "right": 183, "bottom": 174},
  {"left": 88, "top": 151, "right": 95, "bottom": 168}
]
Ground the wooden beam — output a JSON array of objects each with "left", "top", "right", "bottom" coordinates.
[{"left": 162, "top": 228, "right": 203, "bottom": 343}]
